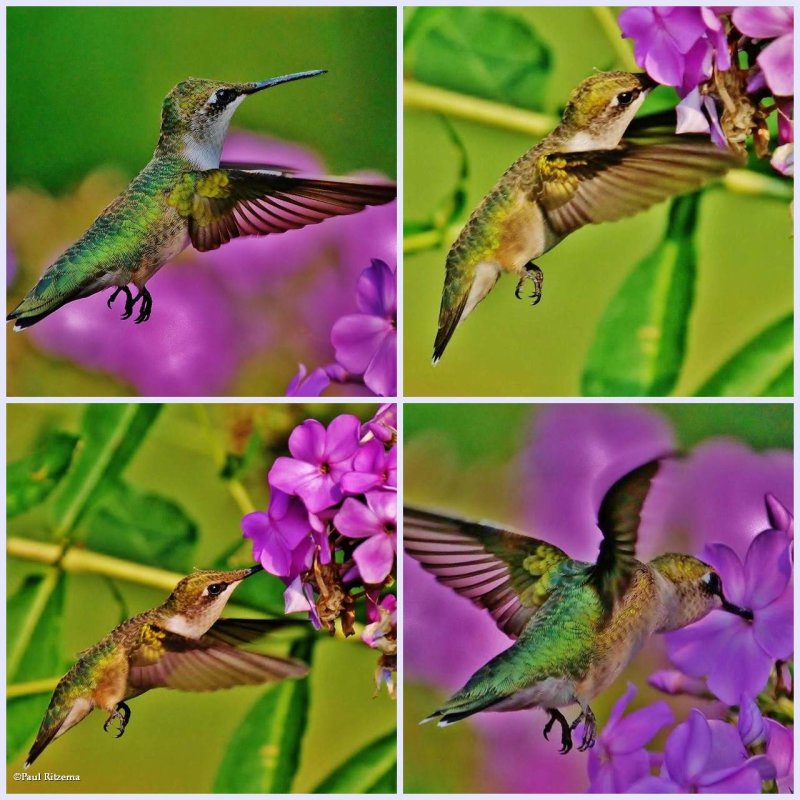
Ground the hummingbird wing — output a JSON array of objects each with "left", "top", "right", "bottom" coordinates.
[
  {"left": 174, "top": 168, "right": 396, "bottom": 252},
  {"left": 404, "top": 507, "right": 573, "bottom": 638},
  {"left": 127, "top": 622, "right": 308, "bottom": 692},
  {"left": 537, "top": 134, "right": 743, "bottom": 236},
  {"left": 589, "top": 457, "right": 663, "bottom": 610}
]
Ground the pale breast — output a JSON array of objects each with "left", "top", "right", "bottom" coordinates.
[{"left": 495, "top": 191, "right": 560, "bottom": 274}]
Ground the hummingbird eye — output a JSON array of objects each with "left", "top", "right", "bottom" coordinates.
[
  {"left": 213, "top": 88, "right": 237, "bottom": 107},
  {"left": 702, "top": 572, "right": 722, "bottom": 595},
  {"left": 206, "top": 582, "right": 227, "bottom": 597},
  {"left": 616, "top": 90, "right": 638, "bottom": 107}
]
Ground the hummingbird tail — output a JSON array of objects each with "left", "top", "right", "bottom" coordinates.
[
  {"left": 8, "top": 288, "right": 81, "bottom": 330},
  {"left": 25, "top": 694, "right": 94, "bottom": 767}
]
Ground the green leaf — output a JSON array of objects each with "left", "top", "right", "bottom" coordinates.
[
  {"left": 694, "top": 313, "right": 793, "bottom": 396},
  {"left": 312, "top": 730, "right": 397, "bottom": 793},
  {"left": 82, "top": 479, "right": 198, "bottom": 572},
  {"left": 407, "top": 7, "right": 551, "bottom": 110},
  {"left": 7, "top": 431, "right": 79, "bottom": 519},
  {"left": 213, "top": 637, "right": 313, "bottom": 793},
  {"left": 7, "top": 572, "right": 67, "bottom": 762},
  {"left": 582, "top": 194, "right": 699, "bottom": 397},
  {"left": 50, "top": 404, "right": 162, "bottom": 538}
]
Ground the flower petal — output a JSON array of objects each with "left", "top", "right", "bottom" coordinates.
[
  {"left": 757, "top": 34, "right": 794, "bottom": 97},
  {"left": 363, "top": 328, "right": 397, "bottom": 397},
  {"left": 705, "top": 625, "right": 775, "bottom": 704},
  {"left": 753, "top": 583, "right": 793, "bottom": 659},
  {"left": 287, "top": 419, "right": 327, "bottom": 464},
  {"left": 663, "top": 709, "right": 711, "bottom": 785},
  {"left": 325, "top": 414, "right": 362, "bottom": 463},
  {"left": 732, "top": 7, "right": 793, "bottom": 39},
  {"left": 335, "top": 497, "right": 380, "bottom": 539},
  {"left": 332, "top": 314, "right": 392, "bottom": 375},
  {"left": 743, "top": 529, "right": 792, "bottom": 607},
  {"left": 610, "top": 701, "right": 674, "bottom": 755},
  {"left": 353, "top": 533, "right": 395, "bottom": 584},
  {"left": 268, "top": 456, "right": 320, "bottom": 497},
  {"left": 702, "top": 543, "right": 746, "bottom": 604}
]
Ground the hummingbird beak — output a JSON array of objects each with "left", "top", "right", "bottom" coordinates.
[
  {"left": 636, "top": 72, "right": 658, "bottom": 92},
  {"left": 245, "top": 564, "right": 264, "bottom": 577},
  {"left": 720, "top": 595, "right": 753, "bottom": 620},
  {"left": 242, "top": 70, "right": 327, "bottom": 95}
]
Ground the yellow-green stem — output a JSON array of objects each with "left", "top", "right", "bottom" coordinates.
[{"left": 7, "top": 677, "right": 60, "bottom": 699}]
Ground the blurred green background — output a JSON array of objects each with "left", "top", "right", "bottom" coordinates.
[
  {"left": 7, "top": 403, "right": 395, "bottom": 793},
  {"left": 403, "top": 402, "right": 792, "bottom": 792},
  {"left": 403, "top": 7, "right": 792, "bottom": 396},
  {"left": 8, "top": 7, "right": 396, "bottom": 190}
]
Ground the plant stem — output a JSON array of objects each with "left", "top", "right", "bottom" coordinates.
[
  {"left": 592, "top": 7, "right": 638, "bottom": 71},
  {"left": 7, "top": 677, "right": 60, "bottom": 699},
  {"left": 405, "top": 80, "right": 557, "bottom": 137},
  {"left": 404, "top": 222, "right": 462, "bottom": 255}
]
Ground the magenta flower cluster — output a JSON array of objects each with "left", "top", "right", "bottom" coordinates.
[
  {"left": 619, "top": 7, "right": 794, "bottom": 175},
  {"left": 242, "top": 406, "right": 397, "bottom": 653},
  {"left": 287, "top": 259, "right": 397, "bottom": 398}
]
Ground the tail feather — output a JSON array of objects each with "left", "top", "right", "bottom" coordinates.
[
  {"left": 421, "top": 694, "right": 502, "bottom": 727},
  {"left": 24, "top": 688, "right": 93, "bottom": 767}
]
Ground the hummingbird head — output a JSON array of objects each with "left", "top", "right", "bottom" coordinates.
[
  {"left": 558, "top": 71, "right": 654, "bottom": 152},
  {"left": 160, "top": 565, "right": 263, "bottom": 638},
  {"left": 650, "top": 553, "right": 753, "bottom": 632},
  {"left": 157, "top": 70, "right": 326, "bottom": 169}
]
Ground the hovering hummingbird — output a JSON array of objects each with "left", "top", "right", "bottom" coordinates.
[
  {"left": 24, "top": 565, "right": 307, "bottom": 767},
  {"left": 8, "top": 70, "right": 395, "bottom": 330},
  {"left": 432, "top": 71, "right": 743, "bottom": 362},
  {"left": 404, "top": 457, "right": 753, "bottom": 753}
]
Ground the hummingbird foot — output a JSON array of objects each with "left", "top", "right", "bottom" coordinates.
[
  {"left": 514, "top": 262, "right": 544, "bottom": 306},
  {"left": 543, "top": 708, "right": 572, "bottom": 755},
  {"left": 102, "top": 701, "right": 131, "bottom": 739},
  {"left": 570, "top": 705, "right": 597, "bottom": 752},
  {"left": 107, "top": 286, "right": 135, "bottom": 319},
  {"left": 131, "top": 287, "right": 153, "bottom": 324}
]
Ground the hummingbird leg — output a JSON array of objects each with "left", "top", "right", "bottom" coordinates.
[
  {"left": 571, "top": 704, "right": 597, "bottom": 752},
  {"left": 102, "top": 702, "right": 131, "bottom": 739},
  {"left": 107, "top": 285, "right": 134, "bottom": 318},
  {"left": 132, "top": 287, "right": 153, "bottom": 324},
  {"left": 514, "top": 262, "right": 544, "bottom": 306},
  {"left": 543, "top": 708, "right": 572, "bottom": 755}
]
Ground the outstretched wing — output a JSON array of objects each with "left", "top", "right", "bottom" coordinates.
[
  {"left": 128, "top": 621, "right": 308, "bottom": 692},
  {"left": 536, "top": 134, "right": 742, "bottom": 237},
  {"left": 589, "top": 458, "right": 664, "bottom": 609},
  {"left": 404, "top": 507, "right": 573, "bottom": 639},
  {"left": 170, "top": 167, "right": 396, "bottom": 252}
]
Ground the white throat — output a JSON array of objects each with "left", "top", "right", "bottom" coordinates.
[
  {"left": 181, "top": 95, "right": 246, "bottom": 169},
  {"left": 561, "top": 92, "right": 648, "bottom": 153}
]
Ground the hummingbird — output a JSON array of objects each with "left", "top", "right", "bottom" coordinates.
[
  {"left": 8, "top": 70, "right": 396, "bottom": 330},
  {"left": 431, "top": 71, "right": 743, "bottom": 362},
  {"left": 24, "top": 565, "right": 308, "bottom": 767},
  {"left": 404, "top": 457, "right": 753, "bottom": 753}
]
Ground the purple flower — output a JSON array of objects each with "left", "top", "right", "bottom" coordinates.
[
  {"left": 362, "top": 403, "right": 397, "bottom": 444},
  {"left": 587, "top": 683, "right": 674, "bottom": 792},
  {"left": 331, "top": 259, "right": 397, "bottom": 396},
  {"left": 732, "top": 7, "right": 794, "bottom": 97},
  {"left": 630, "top": 709, "right": 774, "bottom": 792},
  {"left": 619, "top": 7, "right": 729, "bottom": 91},
  {"left": 648, "top": 669, "right": 708, "bottom": 697},
  {"left": 764, "top": 718, "right": 793, "bottom": 792},
  {"left": 284, "top": 575, "right": 321, "bottom": 629},
  {"left": 285, "top": 363, "right": 332, "bottom": 397},
  {"left": 362, "top": 594, "right": 397, "bottom": 649},
  {"left": 737, "top": 696, "right": 766, "bottom": 747},
  {"left": 268, "top": 414, "right": 361, "bottom": 513},
  {"left": 665, "top": 495, "right": 793, "bottom": 705},
  {"left": 341, "top": 440, "right": 397, "bottom": 494},
  {"left": 241, "top": 489, "right": 314, "bottom": 579},
  {"left": 334, "top": 490, "right": 396, "bottom": 584}
]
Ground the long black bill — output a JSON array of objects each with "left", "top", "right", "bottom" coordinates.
[
  {"left": 243, "top": 70, "right": 327, "bottom": 95},
  {"left": 245, "top": 564, "right": 264, "bottom": 577},
  {"left": 721, "top": 596, "right": 753, "bottom": 620}
]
